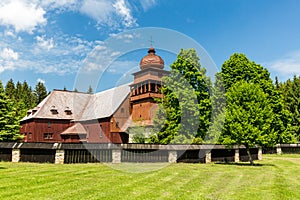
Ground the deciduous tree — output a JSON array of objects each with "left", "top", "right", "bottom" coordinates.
[
  {"left": 149, "top": 49, "right": 211, "bottom": 144},
  {"left": 221, "top": 81, "right": 276, "bottom": 165}
]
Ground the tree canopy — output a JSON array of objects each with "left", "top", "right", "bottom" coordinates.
[
  {"left": 219, "top": 53, "right": 296, "bottom": 145},
  {"left": 221, "top": 81, "right": 276, "bottom": 164},
  {"left": 149, "top": 48, "right": 211, "bottom": 144}
]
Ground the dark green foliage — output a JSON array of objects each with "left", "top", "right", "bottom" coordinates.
[
  {"left": 5, "top": 79, "right": 15, "bottom": 100},
  {"left": 280, "top": 75, "right": 300, "bottom": 141},
  {"left": 35, "top": 81, "right": 48, "bottom": 104},
  {"left": 87, "top": 85, "right": 93, "bottom": 94},
  {"left": 1, "top": 79, "right": 48, "bottom": 141},
  {"left": 149, "top": 49, "right": 211, "bottom": 144},
  {"left": 0, "top": 81, "right": 20, "bottom": 141}
]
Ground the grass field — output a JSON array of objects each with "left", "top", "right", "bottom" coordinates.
[{"left": 0, "top": 154, "right": 299, "bottom": 200}]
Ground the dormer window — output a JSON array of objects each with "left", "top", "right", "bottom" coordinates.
[
  {"left": 27, "top": 109, "right": 32, "bottom": 116},
  {"left": 32, "top": 107, "right": 39, "bottom": 115},
  {"left": 64, "top": 107, "right": 72, "bottom": 115},
  {"left": 50, "top": 106, "right": 58, "bottom": 114}
]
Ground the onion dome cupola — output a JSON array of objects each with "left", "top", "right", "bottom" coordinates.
[{"left": 139, "top": 47, "right": 164, "bottom": 70}]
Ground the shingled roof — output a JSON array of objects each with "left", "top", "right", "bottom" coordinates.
[
  {"left": 21, "top": 83, "right": 131, "bottom": 122},
  {"left": 60, "top": 123, "right": 87, "bottom": 135}
]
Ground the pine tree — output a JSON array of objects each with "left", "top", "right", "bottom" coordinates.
[
  {"left": 87, "top": 85, "right": 93, "bottom": 94},
  {"left": 280, "top": 75, "right": 300, "bottom": 141},
  {"left": 5, "top": 79, "right": 15, "bottom": 100},
  {"left": 0, "top": 81, "right": 20, "bottom": 141},
  {"left": 34, "top": 81, "right": 48, "bottom": 104}
]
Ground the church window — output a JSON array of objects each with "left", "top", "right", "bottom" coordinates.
[
  {"left": 48, "top": 122, "right": 51, "bottom": 128},
  {"left": 121, "top": 108, "right": 124, "bottom": 113},
  {"left": 44, "top": 133, "right": 53, "bottom": 140},
  {"left": 100, "top": 125, "right": 103, "bottom": 138}
]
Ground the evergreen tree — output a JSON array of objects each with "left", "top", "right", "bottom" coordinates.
[
  {"left": 5, "top": 79, "right": 15, "bottom": 100},
  {"left": 280, "top": 75, "right": 300, "bottom": 141},
  {"left": 0, "top": 81, "right": 20, "bottom": 141},
  {"left": 15, "top": 81, "right": 22, "bottom": 102},
  {"left": 206, "top": 73, "right": 226, "bottom": 143},
  {"left": 87, "top": 85, "right": 93, "bottom": 94},
  {"left": 149, "top": 49, "right": 211, "bottom": 144},
  {"left": 34, "top": 81, "right": 48, "bottom": 104}
]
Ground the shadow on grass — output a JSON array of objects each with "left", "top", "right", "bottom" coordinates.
[{"left": 214, "top": 162, "right": 275, "bottom": 167}]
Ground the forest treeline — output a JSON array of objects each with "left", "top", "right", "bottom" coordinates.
[{"left": 0, "top": 79, "right": 47, "bottom": 141}]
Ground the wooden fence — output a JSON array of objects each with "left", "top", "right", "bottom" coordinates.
[
  {"left": 0, "top": 142, "right": 269, "bottom": 164},
  {"left": 3, "top": 142, "right": 299, "bottom": 164}
]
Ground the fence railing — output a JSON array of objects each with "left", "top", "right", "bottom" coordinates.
[{"left": 2, "top": 142, "right": 298, "bottom": 164}]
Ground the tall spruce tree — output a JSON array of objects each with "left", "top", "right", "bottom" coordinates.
[
  {"left": 280, "top": 75, "right": 300, "bottom": 141},
  {"left": 5, "top": 79, "right": 15, "bottom": 100},
  {"left": 149, "top": 49, "right": 211, "bottom": 144},
  {"left": 206, "top": 73, "right": 226, "bottom": 143},
  {"left": 0, "top": 81, "right": 20, "bottom": 141},
  {"left": 87, "top": 85, "right": 93, "bottom": 94},
  {"left": 34, "top": 81, "right": 48, "bottom": 104}
]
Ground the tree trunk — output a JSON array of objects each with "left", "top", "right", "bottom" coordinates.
[{"left": 245, "top": 145, "right": 254, "bottom": 165}]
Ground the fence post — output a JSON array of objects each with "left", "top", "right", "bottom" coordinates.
[
  {"left": 12, "top": 149, "right": 20, "bottom": 163},
  {"left": 205, "top": 150, "right": 211, "bottom": 163},
  {"left": 258, "top": 147, "right": 262, "bottom": 160},
  {"left": 112, "top": 149, "right": 121, "bottom": 164},
  {"left": 276, "top": 145, "right": 282, "bottom": 155},
  {"left": 168, "top": 150, "right": 177, "bottom": 163},
  {"left": 55, "top": 150, "right": 65, "bottom": 164},
  {"left": 234, "top": 149, "right": 239, "bottom": 162}
]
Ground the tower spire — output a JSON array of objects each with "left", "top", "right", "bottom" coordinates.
[{"left": 149, "top": 36, "right": 154, "bottom": 47}]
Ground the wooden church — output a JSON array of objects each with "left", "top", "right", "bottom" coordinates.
[{"left": 20, "top": 47, "right": 169, "bottom": 143}]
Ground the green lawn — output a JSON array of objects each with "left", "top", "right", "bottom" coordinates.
[{"left": 0, "top": 154, "right": 299, "bottom": 200}]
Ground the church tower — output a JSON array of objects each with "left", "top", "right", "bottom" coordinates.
[{"left": 130, "top": 47, "right": 170, "bottom": 125}]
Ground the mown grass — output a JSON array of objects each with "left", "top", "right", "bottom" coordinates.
[{"left": 0, "top": 154, "right": 299, "bottom": 200}]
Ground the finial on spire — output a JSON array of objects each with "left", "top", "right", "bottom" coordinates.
[{"left": 149, "top": 36, "right": 154, "bottom": 47}]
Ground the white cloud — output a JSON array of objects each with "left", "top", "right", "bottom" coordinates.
[
  {"left": 266, "top": 51, "right": 300, "bottom": 79},
  {"left": 0, "top": 0, "right": 159, "bottom": 75},
  {"left": 0, "top": 47, "right": 19, "bottom": 73},
  {"left": 140, "top": 0, "right": 157, "bottom": 11},
  {"left": 80, "top": 0, "right": 114, "bottom": 24},
  {"left": 109, "top": 32, "right": 140, "bottom": 43},
  {"left": 113, "top": 0, "right": 136, "bottom": 27},
  {"left": 36, "top": 35, "right": 54, "bottom": 50},
  {"left": 0, "top": 48, "right": 19, "bottom": 60},
  {"left": 39, "top": 0, "right": 78, "bottom": 11},
  {"left": 37, "top": 78, "right": 45, "bottom": 84},
  {"left": 4, "top": 29, "right": 16, "bottom": 37},
  {"left": 0, "top": 0, "right": 46, "bottom": 34}
]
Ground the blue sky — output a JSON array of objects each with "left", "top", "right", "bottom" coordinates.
[{"left": 0, "top": 0, "right": 299, "bottom": 92}]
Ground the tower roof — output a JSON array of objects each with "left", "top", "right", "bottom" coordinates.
[{"left": 139, "top": 47, "right": 164, "bottom": 70}]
